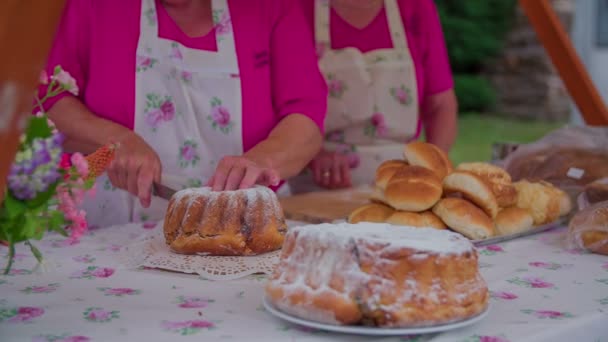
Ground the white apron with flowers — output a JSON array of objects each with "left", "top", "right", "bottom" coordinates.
[
  {"left": 288, "top": 0, "right": 420, "bottom": 194},
  {"left": 80, "top": 0, "right": 243, "bottom": 228}
]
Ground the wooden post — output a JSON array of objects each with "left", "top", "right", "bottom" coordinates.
[
  {"left": 0, "top": 0, "right": 66, "bottom": 203},
  {"left": 519, "top": 0, "right": 608, "bottom": 125}
]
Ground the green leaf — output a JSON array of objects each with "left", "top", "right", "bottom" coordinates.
[
  {"left": 48, "top": 210, "right": 66, "bottom": 230},
  {"left": 27, "top": 182, "right": 58, "bottom": 209},
  {"left": 21, "top": 214, "right": 38, "bottom": 238},
  {"left": 53, "top": 65, "right": 63, "bottom": 75},
  {"left": 24, "top": 117, "right": 52, "bottom": 143},
  {"left": 4, "top": 193, "right": 27, "bottom": 219},
  {"left": 26, "top": 241, "right": 43, "bottom": 263}
]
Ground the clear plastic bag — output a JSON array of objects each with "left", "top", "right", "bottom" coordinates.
[
  {"left": 577, "top": 178, "right": 608, "bottom": 211},
  {"left": 567, "top": 200, "right": 608, "bottom": 255},
  {"left": 499, "top": 125, "right": 608, "bottom": 201}
]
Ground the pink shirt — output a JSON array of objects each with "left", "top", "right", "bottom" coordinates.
[
  {"left": 300, "top": 0, "right": 454, "bottom": 111},
  {"left": 40, "top": 0, "right": 328, "bottom": 152}
]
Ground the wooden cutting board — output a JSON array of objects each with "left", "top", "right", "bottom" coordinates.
[{"left": 278, "top": 186, "right": 374, "bottom": 223}]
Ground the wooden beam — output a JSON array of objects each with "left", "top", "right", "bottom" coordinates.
[
  {"left": 519, "top": 0, "right": 608, "bottom": 125},
  {"left": 0, "top": 0, "right": 66, "bottom": 203}
]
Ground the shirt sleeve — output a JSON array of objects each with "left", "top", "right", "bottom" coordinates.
[
  {"left": 269, "top": 0, "right": 328, "bottom": 134},
  {"left": 37, "top": 0, "right": 91, "bottom": 112},
  {"left": 420, "top": 0, "right": 454, "bottom": 97}
]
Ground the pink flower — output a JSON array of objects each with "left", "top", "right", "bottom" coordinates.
[
  {"left": 215, "top": 11, "right": 232, "bottom": 35},
  {"left": 535, "top": 310, "right": 564, "bottom": 319},
  {"left": 485, "top": 245, "right": 504, "bottom": 252},
  {"left": 92, "top": 267, "right": 115, "bottom": 278},
  {"left": 529, "top": 262, "right": 550, "bottom": 268},
  {"left": 53, "top": 69, "right": 79, "bottom": 96},
  {"left": 137, "top": 56, "right": 152, "bottom": 68},
  {"left": 70, "top": 153, "right": 89, "bottom": 179},
  {"left": 479, "top": 337, "right": 509, "bottom": 342},
  {"left": 524, "top": 277, "right": 553, "bottom": 288},
  {"left": 315, "top": 42, "right": 327, "bottom": 58},
  {"left": 188, "top": 320, "right": 214, "bottom": 328},
  {"left": 328, "top": 79, "right": 343, "bottom": 95},
  {"left": 371, "top": 113, "right": 385, "bottom": 127},
  {"left": 60, "top": 337, "right": 90, "bottom": 342},
  {"left": 395, "top": 87, "right": 409, "bottom": 104},
  {"left": 160, "top": 100, "right": 175, "bottom": 121},
  {"left": 39, "top": 70, "right": 49, "bottom": 85},
  {"left": 87, "top": 309, "right": 111, "bottom": 321},
  {"left": 59, "top": 153, "right": 72, "bottom": 170},
  {"left": 327, "top": 130, "right": 343, "bottom": 142},
  {"left": 211, "top": 106, "right": 231, "bottom": 126},
  {"left": 106, "top": 288, "right": 136, "bottom": 296},
  {"left": 146, "top": 109, "right": 164, "bottom": 128},
  {"left": 170, "top": 47, "right": 183, "bottom": 61},
  {"left": 9, "top": 307, "right": 44, "bottom": 322},
  {"left": 181, "top": 145, "right": 196, "bottom": 161},
  {"left": 181, "top": 71, "right": 192, "bottom": 82},
  {"left": 142, "top": 222, "right": 157, "bottom": 230},
  {"left": 492, "top": 291, "right": 518, "bottom": 300},
  {"left": 347, "top": 152, "right": 360, "bottom": 169},
  {"left": 30, "top": 286, "right": 55, "bottom": 293},
  {"left": 178, "top": 297, "right": 211, "bottom": 308}
]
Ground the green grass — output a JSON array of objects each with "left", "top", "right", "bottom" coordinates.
[{"left": 448, "top": 113, "right": 565, "bottom": 165}]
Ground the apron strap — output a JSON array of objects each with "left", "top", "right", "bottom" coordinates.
[
  {"left": 384, "top": 0, "right": 409, "bottom": 51},
  {"left": 314, "top": 0, "right": 332, "bottom": 47}
]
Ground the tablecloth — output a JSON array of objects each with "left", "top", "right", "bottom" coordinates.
[{"left": 0, "top": 221, "right": 607, "bottom": 342}]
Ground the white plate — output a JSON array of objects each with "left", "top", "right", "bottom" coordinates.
[{"left": 263, "top": 297, "right": 490, "bottom": 336}]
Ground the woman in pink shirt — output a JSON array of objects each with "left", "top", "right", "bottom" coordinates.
[
  {"left": 290, "top": 0, "right": 457, "bottom": 192},
  {"left": 40, "top": 0, "right": 327, "bottom": 227}
]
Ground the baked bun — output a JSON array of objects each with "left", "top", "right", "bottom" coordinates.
[
  {"left": 514, "top": 180, "right": 561, "bottom": 225},
  {"left": 494, "top": 207, "right": 534, "bottom": 236},
  {"left": 386, "top": 211, "right": 447, "bottom": 230},
  {"left": 568, "top": 203, "right": 608, "bottom": 255},
  {"left": 584, "top": 180, "right": 608, "bottom": 205},
  {"left": 375, "top": 160, "right": 409, "bottom": 190},
  {"left": 456, "top": 162, "right": 517, "bottom": 207},
  {"left": 443, "top": 171, "right": 499, "bottom": 218},
  {"left": 432, "top": 198, "right": 495, "bottom": 240},
  {"left": 370, "top": 186, "right": 387, "bottom": 205},
  {"left": 403, "top": 142, "right": 453, "bottom": 179},
  {"left": 348, "top": 203, "right": 395, "bottom": 224},
  {"left": 384, "top": 165, "right": 443, "bottom": 212}
]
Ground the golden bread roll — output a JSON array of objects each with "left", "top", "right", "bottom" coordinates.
[
  {"left": 348, "top": 203, "right": 395, "bottom": 224},
  {"left": 403, "top": 141, "right": 453, "bottom": 179},
  {"left": 568, "top": 204, "right": 608, "bottom": 255},
  {"left": 514, "top": 180, "right": 561, "bottom": 225},
  {"left": 386, "top": 211, "right": 447, "bottom": 229},
  {"left": 432, "top": 198, "right": 495, "bottom": 240},
  {"left": 443, "top": 171, "right": 499, "bottom": 218},
  {"left": 370, "top": 185, "right": 387, "bottom": 205},
  {"left": 375, "top": 160, "right": 409, "bottom": 190},
  {"left": 384, "top": 165, "right": 443, "bottom": 212},
  {"left": 494, "top": 207, "right": 534, "bottom": 236},
  {"left": 456, "top": 162, "right": 517, "bottom": 207}
]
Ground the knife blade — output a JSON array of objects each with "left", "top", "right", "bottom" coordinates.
[{"left": 152, "top": 182, "right": 178, "bottom": 200}]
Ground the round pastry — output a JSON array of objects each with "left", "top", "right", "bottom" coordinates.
[
  {"left": 403, "top": 141, "right": 453, "bottom": 179},
  {"left": 443, "top": 171, "right": 499, "bottom": 218},
  {"left": 266, "top": 222, "right": 489, "bottom": 327},
  {"left": 456, "top": 162, "right": 517, "bottom": 207},
  {"left": 348, "top": 203, "right": 395, "bottom": 224},
  {"left": 513, "top": 180, "right": 561, "bottom": 225},
  {"left": 432, "top": 198, "right": 495, "bottom": 240},
  {"left": 568, "top": 203, "right": 608, "bottom": 255},
  {"left": 163, "top": 186, "right": 287, "bottom": 255},
  {"left": 384, "top": 165, "right": 443, "bottom": 212},
  {"left": 386, "top": 211, "right": 447, "bottom": 229},
  {"left": 375, "top": 159, "right": 409, "bottom": 190},
  {"left": 494, "top": 207, "right": 534, "bottom": 236},
  {"left": 370, "top": 185, "right": 387, "bottom": 205},
  {"left": 584, "top": 179, "right": 608, "bottom": 205}
]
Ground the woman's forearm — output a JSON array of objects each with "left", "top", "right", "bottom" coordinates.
[
  {"left": 245, "top": 114, "right": 323, "bottom": 180},
  {"left": 48, "top": 97, "right": 133, "bottom": 154},
  {"left": 423, "top": 89, "right": 458, "bottom": 152}
]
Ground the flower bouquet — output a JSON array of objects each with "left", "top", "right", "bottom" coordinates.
[{"left": 0, "top": 66, "right": 115, "bottom": 274}]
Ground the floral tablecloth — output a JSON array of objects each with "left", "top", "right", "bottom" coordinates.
[{"left": 1, "top": 220, "right": 607, "bottom": 342}]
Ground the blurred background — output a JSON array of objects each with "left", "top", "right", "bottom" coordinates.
[{"left": 436, "top": 0, "right": 606, "bottom": 163}]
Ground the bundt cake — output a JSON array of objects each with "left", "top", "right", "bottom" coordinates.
[
  {"left": 163, "top": 186, "right": 287, "bottom": 256},
  {"left": 265, "top": 222, "right": 489, "bottom": 327}
]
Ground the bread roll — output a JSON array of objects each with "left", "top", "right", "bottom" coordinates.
[
  {"left": 348, "top": 203, "right": 395, "bottom": 224},
  {"left": 370, "top": 185, "right": 387, "bottom": 205},
  {"left": 494, "top": 207, "right": 534, "bottom": 236},
  {"left": 384, "top": 165, "right": 443, "bottom": 212},
  {"left": 375, "top": 160, "right": 409, "bottom": 190},
  {"left": 443, "top": 171, "right": 499, "bottom": 218},
  {"left": 432, "top": 198, "right": 495, "bottom": 240},
  {"left": 584, "top": 180, "right": 608, "bottom": 205},
  {"left": 513, "top": 180, "right": 561, "bottom": 225},
  {"left": 386, "top": 211, "right": 447, "bottom": 230},
  {"left": 403, "top": 142, "right": 453, "bottom": 179},
  {"left": 568, "top": 204, "right": 608, "bottom": 255},
  {"left": 456, "top": 162, "right": 517, "bottom": 207}
]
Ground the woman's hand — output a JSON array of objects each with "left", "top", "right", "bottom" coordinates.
[
  {"left": 107, "top": 132, "right": 162, "bottom": 207},
  {"left": 310, "top": 149, "right": 352, "bottom": 189},
  {"left": 208, "top": 155, "right": 280, "bottom": 191}
]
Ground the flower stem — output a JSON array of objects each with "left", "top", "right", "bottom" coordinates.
[
  {"left": 25, "top": 241, "right": 43, "bottom": 263},
  {"left": 3, "top": 243, "right": 15, "bottom": 275}
]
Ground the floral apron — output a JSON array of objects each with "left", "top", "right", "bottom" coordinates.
[
  {"left": 288, "top": 0, "right": 420, "bottom": 194},
  {"left": 80, "top": 0, "right": 242, "bottom": 228}
]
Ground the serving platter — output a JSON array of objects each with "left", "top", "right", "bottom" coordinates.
[
  {"left": 472, "top": 217, "right": 566, "bottom": 247},
  {"left": 263, "top": 297, "right": 491, "bottom": 336}
]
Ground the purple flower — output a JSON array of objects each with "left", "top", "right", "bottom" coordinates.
[
  {"left": 211, "top": 106, "right": 231, "bottom": 126},
  {"left": 145, "top": 109, "right": 164, "bottom": 128},
  {"left": 9, "top": 307, "right": 44, "bottom": 322},
  {"left": 160, "top": 100, "right": 175, "bottom": 121}
]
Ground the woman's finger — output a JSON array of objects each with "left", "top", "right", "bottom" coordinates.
[
  {"left": 211, "top": 158, "right": 234, "bottom": 191},
  {"left": 239, "top": 166, "right": 262, "bottom": 189},
  {"left": 127, "top": 160, "right": 140, "bottom": 197},
  {"left": 137, "top": 166, "right": 154, "bottom": 208},
  {"left": 341, "top": 160, "right": 352, "bottom": 187},
  {"left": 331, "top": 156, "right": 342, "bottom": 186},
  {"left": 224, "top": 165, "right": 245, "bottom": 191}
]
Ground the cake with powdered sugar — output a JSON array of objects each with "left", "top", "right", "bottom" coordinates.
[
  {"left": 163, "top": 186, "right": 287, "bottom": 256},
  {"left": 265, "top": 222, "right": 489, "bottom": 327}
]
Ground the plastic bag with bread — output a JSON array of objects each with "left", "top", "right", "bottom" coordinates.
[{"left": 567, "top": 201, "right": 608, "bottom": 255}]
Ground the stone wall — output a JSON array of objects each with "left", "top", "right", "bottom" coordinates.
[{"left": 483, "top": 0, "right": 574, "bottom": 121}]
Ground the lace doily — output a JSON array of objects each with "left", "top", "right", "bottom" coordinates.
[{"left": 117, "top": 223, "right": 286, "bottom": 281}]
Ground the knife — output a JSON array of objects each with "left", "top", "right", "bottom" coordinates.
[{"left": 152, "top": 182, "right": 178, "bottom": 200}]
